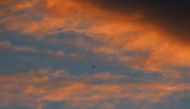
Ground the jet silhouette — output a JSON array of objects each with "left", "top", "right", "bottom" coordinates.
[{"left": 91, "top": 65, "right": 96, "bottom": 68}]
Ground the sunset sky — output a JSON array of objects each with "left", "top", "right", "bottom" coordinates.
[{"left": 0, "top": 0, "right": 190, "bottom": 109}]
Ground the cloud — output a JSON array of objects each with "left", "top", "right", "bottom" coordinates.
[
  {"left": 67, "top": 53, "right": 85, "bottom": 60},
  {"left": 45, "top": 49, "right": 84, "bottom": 60},
  {"left": 0, "top": 41, "right": 37, "bottom": 53},
  {"left": 1, "top": 0, "right": 190, "bottom": 78},
  {"left": 0, "top": 69, "right": 190, "bottom": 109},
  {"left": 0, "top": 1, "right": 190, "bottom": 109},
  {"left": 88, "top": 0, "right": 190, "bottom": 43},
  {"left": 46, "top": 49, "right": 65, "bottom": 58}
]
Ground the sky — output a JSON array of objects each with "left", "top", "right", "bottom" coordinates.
[{"left": 0, "top": 0, "right": 190, "bottom": 109}]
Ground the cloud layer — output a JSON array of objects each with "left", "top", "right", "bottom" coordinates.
[
  {"left": 1, "top": 69, "right": 190, "bottom": 109},
  {"left": 1, "top": 0, "right": 190, "bottom": 76},
  {"left": 0, "top": 1, "right": 190, "bottom": 109}
]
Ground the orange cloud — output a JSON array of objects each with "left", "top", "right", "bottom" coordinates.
[
  {"left": 1, "top": 0, "right": 190, "bottom": 78},
  {"left": 0, "top": 69, "right": 190, "bottom": 109}
]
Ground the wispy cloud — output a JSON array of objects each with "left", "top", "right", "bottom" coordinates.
[
  {"left": 45, "top": 49, "right": 85, "bottom": 60},
  {"left": 0, "top": 41, "right": 37, "bottom": 53},
  {"left": 0, "top": 69, "right": 190, "bottom": 109},
  {"left": 46, "top": 49, "right": 65, "bottom": 58}
]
